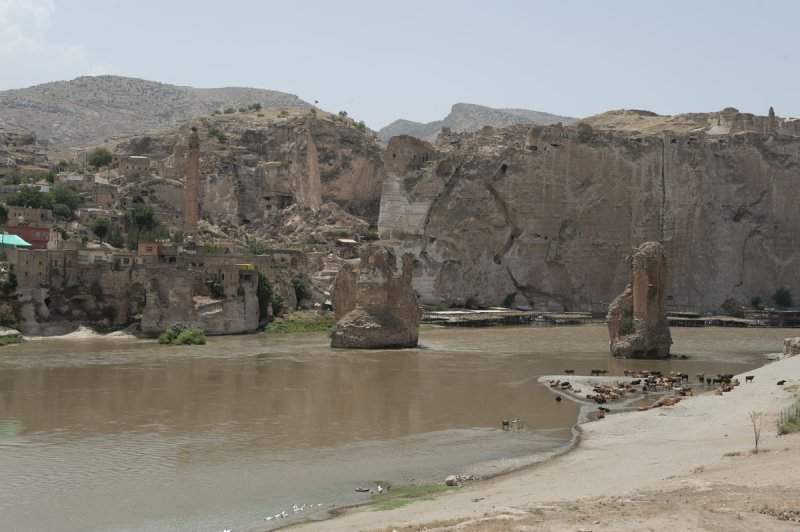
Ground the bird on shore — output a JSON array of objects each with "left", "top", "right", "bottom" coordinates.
[{"left": 377, "top": 485, "right": 384, "bottom": 494}]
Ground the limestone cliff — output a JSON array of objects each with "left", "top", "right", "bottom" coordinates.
[
  {"left": 113, "top": 109, "right": 384, "bottom": 237},
  {"left": 378, "top": 111, "right": 800, "bottom": 312}
]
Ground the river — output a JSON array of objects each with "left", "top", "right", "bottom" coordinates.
[{"left": 0, "top": 325, "right": 786, "bottom": 531}]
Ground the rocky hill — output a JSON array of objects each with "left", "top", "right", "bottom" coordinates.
[
  {"left": 111, "top": 108, "right": 384, "bottom": 244},
  {"left": 0, "top": 125, "right": 49, "bottom": 175},
  {"left": 378, "top": 103, "right": 577, "bottom": 142},
  {"left": 378, "top": 108, "right": 800, "bottom": 312},
  {"left": 0, "top": 76, "right": 312, "bottom": 148}
]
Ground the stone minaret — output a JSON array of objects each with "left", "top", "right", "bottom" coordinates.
[{"left": 185, "top": 128, "right": 199, "bottom": 235}]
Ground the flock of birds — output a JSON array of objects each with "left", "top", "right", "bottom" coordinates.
[{"left": 218, "top": 485, "right": 388, "bottom": 530}]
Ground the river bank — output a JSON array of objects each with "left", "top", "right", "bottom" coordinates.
[{"left": 296, "top": 353, "right": 800, "bottom": 531}]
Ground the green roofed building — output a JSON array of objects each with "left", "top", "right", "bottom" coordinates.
[{"left": 0, "top": 234, "right": 33, "bottom": 249}]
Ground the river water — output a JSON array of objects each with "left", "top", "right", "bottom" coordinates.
[{"left": 0, "top": 325, "right": 786, "bottom": 531}]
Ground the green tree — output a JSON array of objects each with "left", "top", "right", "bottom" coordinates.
[
  {"left": 106, "top": 224, "right": 124, "bottom": 248},
  {"left": 750, "top": 296, "right": 763, "bottom": 310},
  {"left": 772, "top": 287, "right": 793, "bottom": 308},
  {"left": 246, "top": 240, "right": 269, "bottom": 255},
  {"left": 256, "top": 268, "right": 274, "bottom": 321},
  {"left": 125, "top": 204, "right": 159, "bottom": 232},
  {"left": 90, "top": 217, "right": 112, "bottom": 243},
  {"left": 0, "top": 203, "right": 8, "bottom": 226},
  {"left": 291, "top": 275, "right": 311, "bottom": 307},
  {"left": 87, "top": 147, "right": 112, "bottom": 168},
  {"left": 5, "top": 187, "right": 51, "bottom": 209},
  {"left": 206, "top": 278, "right": 224, "bottom": 298},
  {"left": 51, "top": 186, "right": 83, "bottom": 211}
]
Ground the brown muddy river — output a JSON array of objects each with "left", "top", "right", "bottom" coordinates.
[{"left": 0, "top": 325, "right": 786, "bottom": 531}]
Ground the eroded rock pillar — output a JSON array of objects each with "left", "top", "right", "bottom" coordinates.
[
  {"left": 606, "top": 241, "right": 672, "bottom": 358},
  {"left": 330, "top": 243, "right": 421, "bottom": 349}
]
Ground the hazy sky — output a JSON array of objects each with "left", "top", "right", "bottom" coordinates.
[{"left": 1, "top": 0, "right": 798, "bottom": 129}]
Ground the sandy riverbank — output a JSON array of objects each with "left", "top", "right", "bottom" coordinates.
[{"left": 296, "top": 355, "right": 800, "bottom": 531}]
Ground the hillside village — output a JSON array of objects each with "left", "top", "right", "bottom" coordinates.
[{"left": 0, "top": 107, "right": 378, "bottom": 336}]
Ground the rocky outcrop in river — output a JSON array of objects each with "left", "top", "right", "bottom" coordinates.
[
  {"left": 330, "top": 243, "right": 420, "bottom": 348},
  {"left": 606, "top": 242, "right": 672, "bottom": 358}
]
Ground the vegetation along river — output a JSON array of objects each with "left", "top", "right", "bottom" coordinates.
[{"left": 0, "top": 325, "right": 786, "bottom": 531}]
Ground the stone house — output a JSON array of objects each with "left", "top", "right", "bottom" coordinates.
[
  {"left": 7, "top": 206, "right": 53, "bottom": 226},
  {"left": 56, "top": 173, "right": 95, "bottom": 193},
  {"left": 112, "top": 155, "right": 150, "bottom": 178}
]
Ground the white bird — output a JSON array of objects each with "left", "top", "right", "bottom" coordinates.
[
  {"left": 377, "top": 485, "right": 384, "bottom": 494},
  {"left": 265, "top": 516, "right": 273, "bottom": 521}
]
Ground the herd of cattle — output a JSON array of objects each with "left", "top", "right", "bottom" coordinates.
[{"left": 547, "top": 369, "right": 758, "bottom": 420}]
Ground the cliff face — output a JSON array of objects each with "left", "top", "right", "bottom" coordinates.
[
  {"left": 115, "top": 110, "right": 385, "bottom": 234},
  {"left": 378, "top": 119, "right": 800, "bottom": 312}
]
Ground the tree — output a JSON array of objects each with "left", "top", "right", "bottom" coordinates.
[
  {"left": 338, "top": 110, "right": 348, "bottom": 119},
  {"left": 51, "top": 186, "right": 82, "bottom": 211},
  {"left": 0, "top": 203, "right": 8, "bottom": 226},
  {"left": 5, "top": 187, "right": 51, "bottom": 209},
  {"left": 90, "top": 217, "right": 112, "bottom": 243},
  {"left": 125, "top": 204, "right": 159, "bottom": 232},
  {"left": 256, "top": 268, "right": 274, "bottom": 321},
  {"left": 87, "top": 147, "right": 112, "bottom": 168},
  {"left": 292, "top": 275, "right": 311, "bottom": 307},
  {"left": 772, "top": 287, "right": 793, "bottom": 308},
  {"left": 750, "top": 296, "right": 764, "bottom": 310}
]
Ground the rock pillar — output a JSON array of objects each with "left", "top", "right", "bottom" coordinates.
[
  {"left": 185, "top": 128, "right": 199, "bottom": 235},
  {"left": 330, "top": 243, "right": 421, "bottom": 348},
  {"left": 606, "top": 241, "right": 672, "bottom": 358}
]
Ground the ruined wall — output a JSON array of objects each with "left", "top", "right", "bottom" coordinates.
[
  {"left": 139, "top": 265, "right": 259, "bottom": 335},
  {"left": 330, "top": 243, "right": 421, "bottom": 349},
  {"left": 378, "top": 124, "right": 800, "bottom": 311},
  {"left": 6, "top": 249, "right": 260, "bottom": 336}
]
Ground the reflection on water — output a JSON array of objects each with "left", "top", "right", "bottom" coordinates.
[{"left": 0, "top": 325, "right": 785, "bottom": 531}]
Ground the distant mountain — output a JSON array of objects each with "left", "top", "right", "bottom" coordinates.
[
  {"left": 0, "top": 76, "right": 312, "bottom": 147},
  {"left": 378, "top": 103, "right": 577, "bottom": 142}
]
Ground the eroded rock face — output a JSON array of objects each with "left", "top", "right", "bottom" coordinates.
[
  {"left": 378, "top": 118, "right": 800, "bottom": 312},
  {"left": 784, "top": 338, "right": 800, "bottom": 357},
  {"left": 330, "top": 243, "right": 420, "bottom": 348},
  {"left": 606, "top": 242, "right": 672, "bottom": 358}
]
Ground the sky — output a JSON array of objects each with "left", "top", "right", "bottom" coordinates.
[{"left": 1, "top": 0, "right": 798, "bottom": 129}]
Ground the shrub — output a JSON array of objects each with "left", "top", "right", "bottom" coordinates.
[
  {"left": 360, "top": 228, "right": 379, "bottom": 241},
  {"left": 772, "top": 287, "right": 793, "bottom": 308},
  {"left": 750, "top": 296, "right": 764, "bottom": 310},
  {"left": 206, "top": 278, "right": 224, "bottom": 299},
  {"left": 256, "top": 268, "right": 274, "bottom": 320},
  {"left": 87, "top": 147, "right": 112, "bottom": 167},
  {"left": 223, "top": 107, "right": 235, "bottom": 114},
  {"left": 175, "top": 328, "right": 206, "bottom": 345},
  {"left": 278, "top": 109, "right": 289, "bottom": 118},
  {"left": 159, "top": 322, "right": 205, "bottom": 345},
  {"left": 292, "top": 275, "right": 311, "bottom": 306},
  {"left": 618, "top": 316, "right": 634, "bottom": 336}
]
